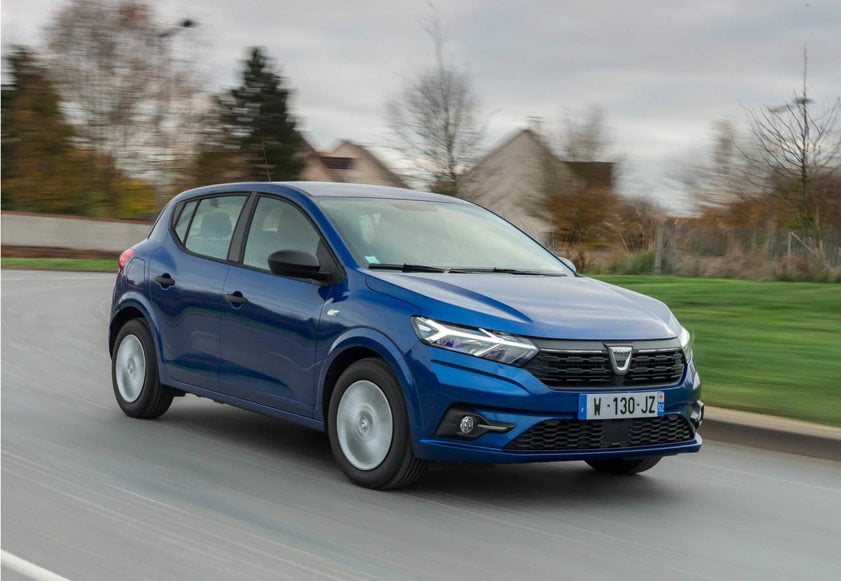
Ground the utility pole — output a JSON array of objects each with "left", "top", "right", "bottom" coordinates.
[{"left": 796, "top": 45, "right": 812, "bottom": 230}]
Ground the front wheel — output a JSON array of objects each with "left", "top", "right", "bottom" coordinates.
[
  {"left": 586, "top": 456, "right": 662, "bottom": 475},
  {"left": 112, "top": 319, "right": 173, "bottom": 419},
  {"left": 328, "top": 358, "right": 426, "bottom": 489}
]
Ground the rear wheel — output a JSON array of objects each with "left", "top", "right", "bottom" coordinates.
[
  {"left": 328, "top": 358, "right": 426, "bottom": 489},
  {"left": 112, "top": 319, "right": 173, "bottom": 419},
  {"left": 586, "top": 456, "right": 662, "bottom": 475}
]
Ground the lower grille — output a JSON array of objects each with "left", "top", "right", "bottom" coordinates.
[{"left": 505, "top": 416, "right": 694, "bottom": 452}]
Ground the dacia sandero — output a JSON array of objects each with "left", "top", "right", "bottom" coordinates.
[{"left": 109, "top": 182, "right": 703, "bottom": 489}]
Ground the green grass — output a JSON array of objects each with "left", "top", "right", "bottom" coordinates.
[
  {"left": 596, "top": 275, "right": 841, "bottom": 427},
  {"left": 1, "top": 257, "right": 117, "bottom": 272}
]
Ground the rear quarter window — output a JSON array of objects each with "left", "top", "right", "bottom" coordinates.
[{"left": 173, "top": 200, "right": 198, "bottom": 243}]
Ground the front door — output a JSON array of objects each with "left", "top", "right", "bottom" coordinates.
[{"left": 219, "top": 196, "right": 339, "bottom": 416}]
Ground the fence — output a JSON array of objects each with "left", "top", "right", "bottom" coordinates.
[
  {"left": 553, "top": 223, "right": 841, "bottom": 280},
  {"left": 668, "top": 224, "right": 839, "bottom": 267}
]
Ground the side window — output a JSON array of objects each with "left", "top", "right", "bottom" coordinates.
[
  {"left": 173, "top": 200, "right": 198, "bottom": 244},
  {"left": 243, "top": 197, "right": 321, "bottom": 271},
  {"left": 183, "top": 195, "right": 247, "bottom": 260}
]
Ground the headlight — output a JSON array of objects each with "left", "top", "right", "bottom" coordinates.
[
  {"left": 678, "top": 326, "right": 693, "bottom": 359},
  {"left": 411, "top": 317, "right": 538, "bottom": 366}
]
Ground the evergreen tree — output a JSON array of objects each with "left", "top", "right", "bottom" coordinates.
[
  {"left": 2, "top": 46, "right": 156, "bottom": 217},
  {"left": 223, "top": 47, "right": 304, "bottom": 181},
  {"left": 1, "top": 46, "right": 97, "bottom": 214},
  {"left": 184, "top": 96, "right": 249, "bottom": 188}
]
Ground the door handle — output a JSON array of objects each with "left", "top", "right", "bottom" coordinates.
[
  {"left": 224, "top": 292, "right": 249, "bottom": 306},
  {"left": 154, "top": 274, "right": 175, "bottom": 288}
]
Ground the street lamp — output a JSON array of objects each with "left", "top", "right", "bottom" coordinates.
[
  {"left": 155, "top": 19, "right": 197, "bottom": 210},
  {"left": 765, "top": 47, "right": 813, "bottom": 229},
  {"left": 159, "top": 19, "right": 196, "bottom": 39}
]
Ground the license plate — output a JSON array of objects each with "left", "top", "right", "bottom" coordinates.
[{"left": 578, "top": 391, "right": 665, "bottom": 420}]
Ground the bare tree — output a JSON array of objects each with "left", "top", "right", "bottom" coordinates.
[
  {"left": 743, "top": 48, "right": 841, "bottom": 233},
  {"left": 680, "top": 120, "right": 763, "bottom": 221},
  {"left": 385, "top": 10, "right": 483, "bottom": 195},
  {"left": 547, "top": 106, "right": 622, "bottom": 251},
  {"left": 45, "top": 0, "right": 201, "bottom": 213},
  {"left": 558, "top": 105, "right": 614, "bottom": 162}
]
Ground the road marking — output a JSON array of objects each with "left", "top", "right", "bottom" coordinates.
[{"left": 1, "top": 550, "right": 71, "bottom": 581}]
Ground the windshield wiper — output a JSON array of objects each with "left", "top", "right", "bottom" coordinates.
[
  {"left": 369, "top": 263, "right": 449, "bottom": 273},
  {"left": 449, "top": 267, "right": 567, "bottom": 276},
  {"left": 368, "top": 264, "right": 566, "bottom": 275}
]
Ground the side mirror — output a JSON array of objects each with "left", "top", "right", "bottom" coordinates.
[
  {"left": 559, "top": 256, "right": 577, "bottom": 274},
  {"left": 267, "top": 250, "right": 332, "bottom": 282}
]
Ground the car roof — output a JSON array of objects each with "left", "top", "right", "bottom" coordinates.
[{"left": 175, "top": 181, "right": 472, "bottom": 205}]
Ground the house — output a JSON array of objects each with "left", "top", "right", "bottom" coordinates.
[
  {"left": 461, "top": 127, "right": 614, "bottom": 244},
  {"left": 299, "top": 139, "right": 342, "bottom": 182},
  {"left": 300, "top": 139, "right": 407, "bottom": 188}
]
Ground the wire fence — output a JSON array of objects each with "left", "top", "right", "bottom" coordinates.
[{"left": 554, "top": 225, "right": 841, "bottom": 281}]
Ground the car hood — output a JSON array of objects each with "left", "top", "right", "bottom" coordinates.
[{"left": 365, "top": 272, "right": 679, "bottom": 340}]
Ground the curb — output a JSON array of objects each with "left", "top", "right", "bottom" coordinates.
[{"left": 701, "top": 406, "right": 841, "bottom": 462}]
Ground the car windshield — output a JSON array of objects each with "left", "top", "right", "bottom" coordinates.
[{"left": 317, "top": 197, "right": 568, "bottom": 275}]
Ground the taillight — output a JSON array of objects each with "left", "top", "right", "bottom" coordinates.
[{"left": 118, "top": 248, "right": 135, "bottom": 271}]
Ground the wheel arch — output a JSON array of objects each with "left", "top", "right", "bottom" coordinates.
[
  {"left": 109, "top": 295, "right": 171, "bottom": 387},
  {"left": 317, "top": 330, "right": 421, "bottom": 434},
  {"left": 108, "top": 293, "right": 177, "bottom": 385},
  {"left": 109, "top": 304, "right": 147, "bottom": 355}
]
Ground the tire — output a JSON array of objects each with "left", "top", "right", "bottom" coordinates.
[
  {"left": 586, "top": 456, "right": 662, "bottom": 475},
  {"left": 328, "top": 358, "right": 426, "bottom": 489},
  {"left": 111, "top": 319, "right": 174, "bottom": 419}
]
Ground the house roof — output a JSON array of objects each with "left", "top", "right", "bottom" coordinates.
[
  {"left": 298, "top": 136, "right": 342, "bottom": 182},
  {"left": 326, "top": 140, "right": 408, "bottom": 188},
  {"left": 466, "top": 127, "right": 557, "bottom": 176},
  {"left": 469, "top": 127, "right": 614, "bottom": 190}
]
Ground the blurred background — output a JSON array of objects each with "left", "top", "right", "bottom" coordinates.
[
  {"left": 2, "top": 0, "right": 840, "bottom": 425},
  {"left": 2, "top": 0, "right": 840, "bottom": 280}
]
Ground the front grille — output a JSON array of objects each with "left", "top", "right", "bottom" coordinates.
[
  {"left": 525, "top": 347, "right": 684, "bottom": 389},
  {"left": 505, "top": 416, "right": 694, "bottom": 452}
]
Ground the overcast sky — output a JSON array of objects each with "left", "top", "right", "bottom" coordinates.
[{"left": 3, "top": 0, "right": 840, "bottom": 212}]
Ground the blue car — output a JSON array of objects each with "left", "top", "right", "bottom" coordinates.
[{"left": 109, "top": 182, "right": 702, "bottom": 489}]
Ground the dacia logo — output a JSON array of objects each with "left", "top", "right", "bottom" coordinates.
[{"left": 606, "top": 345, "right": 633, "bottom": 375}]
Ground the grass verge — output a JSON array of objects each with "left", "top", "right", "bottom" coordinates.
[
  {"left": 597, "top": 275, "right": 841, "bottom": 427},
  {"left": 1, "top": 257, "right": 117, "bottom": 272}
]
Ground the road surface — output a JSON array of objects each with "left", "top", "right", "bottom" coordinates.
[{"left": 2, "top": 271, "right": 839, "bottom": 580}]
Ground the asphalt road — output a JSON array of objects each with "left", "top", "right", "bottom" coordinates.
[{"left": 2, "top": 270, "right": 840, "bottom": 581}]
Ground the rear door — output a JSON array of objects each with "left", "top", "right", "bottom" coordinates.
[{"left": 148, "top": 193, "right": 249, "bottom": 390}]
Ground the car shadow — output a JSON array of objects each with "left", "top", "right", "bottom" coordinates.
[
  {"left": 161, "top": 400, "right": 335, "bottom": 470},
  {"left": 418, "top": 461, "right": 682, "bottom": 507},
  {"left": 160, "top": 398, "right": 687, "bottom": 506}
]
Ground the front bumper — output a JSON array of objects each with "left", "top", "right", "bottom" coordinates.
[{"left": 407, "top": 346, "right": 703, "bottom": 464}]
